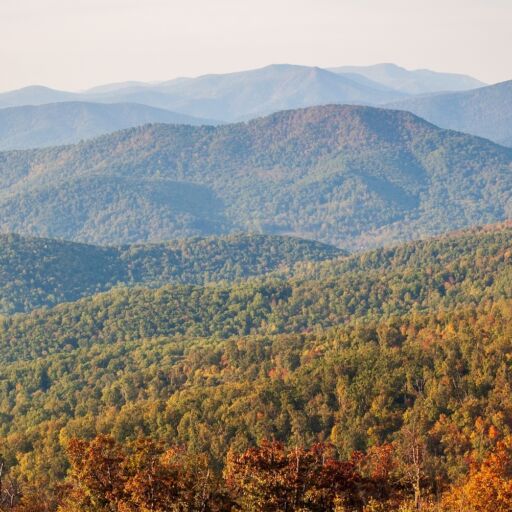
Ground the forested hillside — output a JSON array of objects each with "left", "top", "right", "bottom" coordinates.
[
  {"left": 0, "top": 105, "right": 511, "bottom": 249},
  {"left": 0, "top": 225, "right": 511, "bottom": 510},
  {"left": 0, "top": 233, "right": 340, "bottom": 313},
  {"left": 389, "top": 80, "right": 512, "bottom": 146}
]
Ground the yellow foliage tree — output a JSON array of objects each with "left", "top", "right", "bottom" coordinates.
[{"left": 443, "top": 435, "right": 512, "bottom": 512}]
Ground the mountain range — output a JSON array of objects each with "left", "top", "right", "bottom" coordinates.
[
  {"left": 0, "top": 63, "right": 496, "bottom": 151},
  {"left": 1, "top": 59, "right": 512, "bottom": 509},
  {"left": 0, "top": 65, "right": 407, "bottom": 122},
  {"left": 0, "top": 104, "right": 510, "bottom": 249},
  {"left": 99, "top": 64, "right": 406, "bottom": 121},
  {"left": 0, "top": 102, "right": 212, "bottom": 150},
  {"left": 388, "top": 80, "right": 512, "bottom": 147},
  {"left": 329, "top": 63, "right": 485, "bottom": 94}
]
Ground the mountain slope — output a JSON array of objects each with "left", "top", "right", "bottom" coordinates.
[
  {"left": 0, "top": 102, "right": 213, "bottom": 150},
  {"left": 122, "top": 64, "right": 406, "bottom": 120},
  {"left": 0, "top": 104, "right": 511, "bottom": 248},
  {"left": 0, "top": 233, "right": 341, "bottom": 313},
  {"left": 0, "top": 224, "right": 511, "bottom": 494},
  {"left": 0, "top": 174, "right": 231, "bottom": 243},
  {"left": 329, "top": 63, "right": 485, "bottom": 94},
  {"left": 388, "top": 80, "right": 512, "bottom": 146},
  {"left": 1, "top": 223, "right": 511, "bottom": 363}
]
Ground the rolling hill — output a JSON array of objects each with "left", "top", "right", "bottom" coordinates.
[
  {"left": 329, "top": 63, "right": 485, "bottom": 94},
  {"left": 0, "top": 102, "right": 213, "bottom": 150},
  {"left": 388, "top": 80, "right": 512, "bottom": 146},
  {"left": 0, "top": 223, "right": 511, "bottom": 505},
  {"left": 0, "top": 85, "right": 75, "bottom": 108},
  {"left": 0, "top": 104, "right": 511, "bottom": 249},
  {"left": 2, "top": 223, "right": 511, "bottom": 362},
  {"left": 0, "top": 233, "right": 341, "bottom": 313},
  {"left": 0, "top": 224, "right": 510, "bottom": 456}
]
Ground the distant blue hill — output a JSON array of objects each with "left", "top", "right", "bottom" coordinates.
[
  {"left": 329, "top": 63, "right": 485, "bottom": 94},
  {"left": 0, "top": 101, "right": 214, "bottom": 150},
  {"left": 388, "top": 80, "right": 512, "bottom": 146}
]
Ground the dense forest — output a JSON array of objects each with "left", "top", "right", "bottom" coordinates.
[
  {"left": 0, "top": 224, "right": 511, "bottom": 510},
  {"left": 0, "top": 105, "right": 511, "bottom": 248},
  {"left": 0, "top": 233, "right": 340, "bottom": 313}
]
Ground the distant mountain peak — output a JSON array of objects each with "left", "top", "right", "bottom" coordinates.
[
  {"left": 0, "top": 103, "right": 510, "bottom": 250},
  {"left": 328, "top": 63, "right": 486, "bottom": 94}
]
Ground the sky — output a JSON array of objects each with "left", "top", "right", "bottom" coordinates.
[{"left": 1, "top": 0, "right": 511, "bottom": 92}]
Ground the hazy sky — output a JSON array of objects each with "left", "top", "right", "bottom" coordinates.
[{"left": 1, "top": 0, "right": 511, "bottom": 92}]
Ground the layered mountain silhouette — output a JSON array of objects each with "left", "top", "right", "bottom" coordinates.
[
  {"left": 0, "top": 63, "right": 490, "bottom": 150},
  {"left": 0, "top": 104, "right": 510, "bottom": 249},
  {"left": 0, "top": 65, "right": 407, "bottom": 122},
  {"left": 329, "top": 63, "right": 485, "bottom": 94},
  {"left": 105, "top": 64, "right": 406, "bottom": 121},
  {"left": 0, "top": 102, "right": 213, "bottom": 150},
  {"left": 388, "top": 80, "right": 512, "bottom": 147},
  {"left": 0, "top": 85, "right": 75, "bottom": 108}
]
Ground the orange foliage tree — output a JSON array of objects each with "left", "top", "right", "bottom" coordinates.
[
  {"left": 58, "top": 435, "right": 228, "bottom": 512},
  {"left": 225, "top": 440, "right": 364, "bottom": 511},
  {"left": 443, "top": 435, "right": 512, "bottom": 512}
]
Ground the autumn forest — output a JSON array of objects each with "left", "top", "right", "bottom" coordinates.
[
  {"left": 2, "top": 9, "right": 512, "bottom": 507},
  {"left": 0, "top": 223, "right": 509, "bottom": 511}
]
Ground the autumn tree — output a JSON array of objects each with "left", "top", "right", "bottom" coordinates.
[
  {"left": 58, "top": 435, "right": 125, "bottom": 511},
  {"left": 59, "top": 436, "right": 229, "bottom": 512},
  {"left": 121, "top": 439, "right": 228, "bottom": 511},
  {"left": 357, "top": 444, "right": 397, "bottom": 501},
  {"left": 0, "top": 456, "right": 22, "bottom": 511},
  {"left": 225, "top": 440, "right": 362, "bottom": 511},
  {"left": 443, "top": 435, "right": 512, "bottom": 512},
  {"left": 394, "top": 406, "right": 436, "bottom": 510}
]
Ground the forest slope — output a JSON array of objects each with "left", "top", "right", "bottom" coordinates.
[
  {"left": 1, "top": 223, "right": 511, "bottom": 363},
  {"left": 0, "top": 233, "right": 340, "bottom": 314},
  {"left": 389, "top": 80, "right": 512, "bottom": 146},
  {"left": 0, "top": 105, "right": 511, "bottom": 248},
  {"left": 0, "top": 225, "right": 511, "bottom": 496}
]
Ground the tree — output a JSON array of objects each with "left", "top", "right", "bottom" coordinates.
[
  {"left": 443, "top": 435, "right": 512, "bottom": 512},
  {"left": 394, "top": 406, "right": 435, "bottom": 510},
  {"left": 225, "top": 440, "right": 362, "bottom": 511},
  {"left": 59, "top": 436, "right": 229, "bottom": 512},
  {"left": 58, "top": 435, "right": 125, "bottom": 511}
]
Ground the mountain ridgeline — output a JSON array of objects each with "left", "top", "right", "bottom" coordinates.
[
  {"left": 0, "top": 104, "right": 511, "bottom": 249},
  {"left": 0, "top": 64, "right": 408, "bottom": 122},
  {"left": 0, "top": 63, "right": 489, "bottom": 152},
  {"left": 2, "top": 223, "right": 511, "bottom": 364},
  {"left": 329, "top": 63, "right": 485, "bottom": 94},
  {"left": 0, "top": 233, "right": 341, "bottom": 314},
  {"left": 389, "top": 80, "right": 512, "bottom": 147},
  {"left": 0, "top": 101, "right": 214, "bottom": 150}
]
